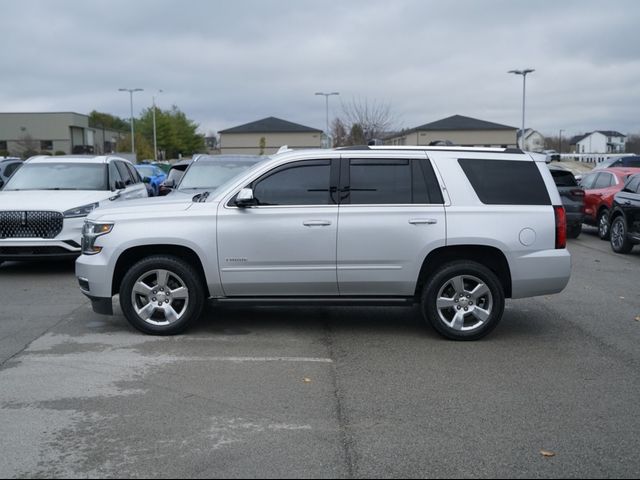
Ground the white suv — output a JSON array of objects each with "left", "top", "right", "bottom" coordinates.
[
  {"left": 76, "top": 146, "right": 571, "bottom": 340},
  {"left": 0, "top": 155, "right": 147, "bottom": 264}
]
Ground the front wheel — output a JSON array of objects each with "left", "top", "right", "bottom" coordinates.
[
  {"left": 598, "top": 209, "right": 611, "bottom": 240},
  {"left": 421, "top": 261, "right": 505, "bottom": 341},
  {"left": 610, "top": 216, "right": 634, "bottom": 254},
  {"left": 119, "top": 255, "right": 205, "bottom": 335}
]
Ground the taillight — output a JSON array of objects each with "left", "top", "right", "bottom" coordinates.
[{"left": 554, "top": 206, "right": 567, "bottom": 249}]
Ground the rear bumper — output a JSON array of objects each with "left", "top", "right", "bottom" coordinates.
[{"left": 510, "top": 249, "right": 571, "bottom": 299}]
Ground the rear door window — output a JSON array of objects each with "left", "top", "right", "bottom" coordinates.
[
  {"left": 593, "top": 173, "right": 613, "bottom": 189},
  {"left": 458, "top": 159, "right": 551, "bottom": 205},
  {"left": 345, "top": 159, "right": 443, "bottom": 205}
]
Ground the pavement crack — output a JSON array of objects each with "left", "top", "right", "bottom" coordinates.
[{"left": 321, "top": 316, "right": 356, "bottom": 479}]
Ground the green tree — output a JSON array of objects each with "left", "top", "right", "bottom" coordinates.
[
  {"left": 259, "top": 136, "right": 266, "bottom": 155},
  {"left": 89, "top": 110, "right": 129, "bottom": 131},
  {"left": 136, "top": 105, "right": 205, "bottom": 159},
  {"left": 116, "top": 132, "right": 154, "bottom": 161}
]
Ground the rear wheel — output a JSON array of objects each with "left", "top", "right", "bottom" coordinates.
[
  {"left": 598, "top": 209, "right": 611, "bottom": 240},
  {"left": 567, "top": 223, "right": 582, "bottom": 239},
  {"left": 119, "top": 255, "right": 205, "bottom": 335},
  {"left": 421, "top": 261, "right": 505, "bottom": 341},
  {"left": 610, "top": 216, "right": 634, "bottom": 254}
]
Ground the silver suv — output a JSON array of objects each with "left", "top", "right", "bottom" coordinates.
[{"left": 76, "top": 146, "right": 571, "bottom": 340}]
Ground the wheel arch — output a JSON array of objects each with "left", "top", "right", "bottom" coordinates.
[
  {"left": 415, "top": 245, "right": 512, "bottom": 299},
  {"left": 112, "top": 244, "right": 209, "bottom": 297}
]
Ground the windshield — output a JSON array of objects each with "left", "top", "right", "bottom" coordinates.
[
  {"left": 178, "top": 160, "right": 262, "bottom": 190},
  {"left": 3, "top": 163, "right": 108, "bottom": 191},
  {"left": 136, "top": 165, "right": 157, "bottom": 177}
]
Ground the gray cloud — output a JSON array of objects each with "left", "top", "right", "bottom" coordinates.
[{"left": 1, "top": 0, "right": 639, "bottom": 138}]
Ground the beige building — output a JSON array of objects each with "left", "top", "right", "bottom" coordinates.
[
  {"left": 385, "top": 115, "right": 518, "bottom": 148},
  {"left": 219, "top": 117, "right": 322, "bottom": 154},
  {"left": 0, "top": 112, "right": 126, "bottom": 156}
]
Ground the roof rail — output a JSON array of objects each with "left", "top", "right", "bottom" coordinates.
[{"left": 276, "top": 145, "right": 293, "bottom": 154}]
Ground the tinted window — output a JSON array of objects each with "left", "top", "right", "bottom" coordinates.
[
  {"left": 115, "top": 161, "right": 134, "bottom": 185},
  {"left": 109, "top": 163, "right": 122, "bottom": 190},
  {"left": 3, "top": 162, "right": 21, "bottom": 178},
  {"left": 550, "top": 169, "right": 577, "bottom": 187},
  {"left": 179, "top": 159, "right": 261, "bottom": 191},
  {"left": 580, "top": 173, "right": 598, "bottom": 189},
  {"left": 253, "top": 160, "right": 331, "bottom": 206},
  {"left": 626, "top": 176, "right": 640, "bottom": 194},
  {"left": 347, "top": 159, "right": 442, "bottom": 204},
  {"left": 458, "top": 159, "right": 551, "bottom": 205},
  {"left": 125, "top": 163, "right": 141, "bottom": 183},
  {"left": 593, "top": 173, "right": 613, "bottom": 189}
]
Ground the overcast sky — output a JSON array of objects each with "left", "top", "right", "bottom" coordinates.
[{"left": 1, "top": 0, "right": 639, "bottom": 138}]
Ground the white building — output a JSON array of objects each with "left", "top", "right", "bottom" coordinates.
[
  {"left": 519, "top": 129, "right": 546, "bottom": 152},
  {"left": 570, "top": 131, "right": 626, "bottom": 154}
]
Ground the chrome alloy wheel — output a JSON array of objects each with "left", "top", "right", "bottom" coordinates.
[
  {"left": 436, "top": 275, "right": 494, "bottom": 332},
  {"left": 611, "top": 218, "right": 626, "bottom": 250},
  {"left": 131, "top": 269, "right": 190, "bottom": 326}
]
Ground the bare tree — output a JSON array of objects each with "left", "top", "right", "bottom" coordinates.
[
  {"left": 15, "top": 133, "right": 39, "bottom": 159},
  {"left": 339, "top": 97, "right": 395, "bottom": 145},
  {"left": 626, "top": 133, "right": 640, "bottom": 153},
  {"left": 330, "top": 118, "right": 349, "bottom": 147}
]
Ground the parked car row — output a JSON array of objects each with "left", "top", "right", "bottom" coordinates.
[{"left": 0, "top": 157, "right": 23, "bottom": 189}]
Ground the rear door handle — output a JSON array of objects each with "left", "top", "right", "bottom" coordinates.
[
  {"left": 409, "top": 218, "right": 438, "bottom": 225},
  {"left": 303, "top": 220, "right": 332, "bottom": 227}
]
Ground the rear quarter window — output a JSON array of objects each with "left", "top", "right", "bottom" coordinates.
[
  {"left": 550, "top": 170, "right": 577, "bottom": 187},
  {"left": 458, "top": 159, "right": 551, "bottom": 205}
]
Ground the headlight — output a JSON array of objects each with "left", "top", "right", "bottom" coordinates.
[
  {"left": 81, "top": 221, "right": 114, "bottom": 255},
  {"left": 64, "top": 202, "right": 100, "bottom": 219}
]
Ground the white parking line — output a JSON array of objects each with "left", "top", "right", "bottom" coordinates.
[{"left": 199, "top": 357, "right": 333, "bottom": 364}]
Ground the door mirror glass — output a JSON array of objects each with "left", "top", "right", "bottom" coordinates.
[
  {"left": 114, "top": 180, "right": 126, "bottom": 191},
  {"left": 235, "top": 187, "right": 255, "bottom": 207}
]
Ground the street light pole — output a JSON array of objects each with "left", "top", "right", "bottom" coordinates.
[
  {"left": 118, "top": 88, "right": 143, "bottom": 156},
  {"left": 315, "top": 92, "right": 339, "bottom": 147},
  {"left": 508, "top": 69, "right": 534, "bottom": 150},
  {"left": 559, "top": 129, "right": 564, "bottom": 154},
  {"left": 152, "top": 90, "right": 163, "bottom": 162}
]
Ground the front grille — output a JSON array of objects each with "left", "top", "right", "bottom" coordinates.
[{"left": 0, "top": 211, "right": 63, "bottom": 239}]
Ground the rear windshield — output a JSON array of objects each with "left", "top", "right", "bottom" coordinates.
[
  {"left": 3, "top": 163, "right": 108, "bottom": 191},
  {"left": 550, "top": 169, "right": 578, "bottom": 187},
  {"left": 459, "top": 159, "right": 551, "bottom": 205}
]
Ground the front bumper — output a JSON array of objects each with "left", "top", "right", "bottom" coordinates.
[{"left": 0, "top": 217, "right": 84, "bottom": 260}]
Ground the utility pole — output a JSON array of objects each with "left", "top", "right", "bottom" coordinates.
[
  {"left": 118, "top": 88, "right": 144, "bottom": 157},
  {"left": 152, "top": 90, "right": 163, "bottom": 162},
  {"left": 508, "top": 69, "right": 535, "bottom": 149}
]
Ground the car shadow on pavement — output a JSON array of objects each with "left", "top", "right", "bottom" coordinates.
[{"left": 0, "top": 260, "right": 76, "bottom": 275}]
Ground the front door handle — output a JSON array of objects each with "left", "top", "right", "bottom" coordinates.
[
  {"left": 303, "top": 220, "right": 332, "bottom": 227},
  {"left": 409, "top": 218, "right": 438, "bottom": 225}
]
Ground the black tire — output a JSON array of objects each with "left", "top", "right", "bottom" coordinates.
[
  {"left": 567, "top": 223, "right": 582, "bottom": 239},
  {"left": 598, "top": 209, "right": 611, "bottom": 240},
  {"left": 119, "top": 255, "right": 205, "bottom": 335},
  {"left": 610, "top": 216, "right": 634, "bottom": 254},
  {"left": 421, "top": 261, "right": 505, "bottom": 341}
]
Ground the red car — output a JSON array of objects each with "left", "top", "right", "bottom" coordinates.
[{"left": 579, "top": 167, "right": 640, "bottom": 239}]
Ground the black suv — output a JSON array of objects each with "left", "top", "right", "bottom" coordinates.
[{"left": 609, "top": 173, "right": 640, "bottom": 254}]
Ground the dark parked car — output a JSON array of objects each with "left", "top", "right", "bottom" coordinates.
[
  {"left": 593, "top": 155, "right": 640, "bottom": 170},
  {"left": 549, "top": 166, "right": 584, "bottom": 238},
  {"left": 0, "top": 158, "right": 23, "bottom": 189},
  {"left": 609, "top": 174, "right": 640, "bottom": 254},
  {"left": 158, "top": 160, "right": 192, "bottom": 196},
  {"left": 579, "top": 167, "right": 640, "bottom": 239}
]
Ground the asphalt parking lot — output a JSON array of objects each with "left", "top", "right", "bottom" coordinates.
[{"left": 0, "top": 230, "right": 639, "bottom": 478}]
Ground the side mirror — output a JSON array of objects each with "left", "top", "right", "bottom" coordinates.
[
  {"left": 235, "top": 188, "right": 256, "bottom": 207},
  {"left": 114, "top": 180, "right": 126, "bottom": 191}
]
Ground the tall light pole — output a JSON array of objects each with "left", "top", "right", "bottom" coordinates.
[
  {"left": 315, "top": 92, "right": 339, "bottom": 147},
  {"left": 508, "top": 69, "right": 534, "bottom": 149},
  {"left": 559, "top": 129, "right": 565, "bottom": 154},
  {"left": 118, "top": 88, "right": 143, "bottom": 156},
  {"left": 152, "top": 90, "right": 163, "bottom": 162}
]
